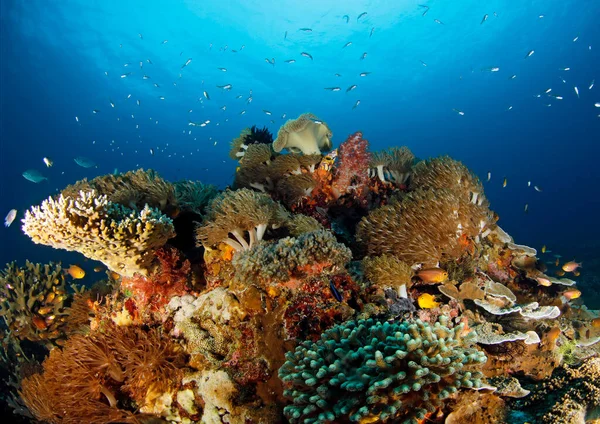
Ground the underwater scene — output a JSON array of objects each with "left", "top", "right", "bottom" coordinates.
[{"left": 1, "top": 0, "right": 599, "bottom": 423}]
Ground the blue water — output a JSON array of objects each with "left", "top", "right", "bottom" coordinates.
[{"left": 1, "top": 0, "right": 599, "bottom": 282}]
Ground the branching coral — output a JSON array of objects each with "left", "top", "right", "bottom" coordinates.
[
  {"left": 357, "top": 188, "right": 492, "bottom": 265},
  {"left": 232, "top": 230, "right": 352, "bottom": 287},
  {"left": 196, "top": 188, "right": 289, "bottom": 251},
  {"left": 22, "top": 190, "right": 175, "bottom": 277},
  {"left": 19, "top": 323, "right": 186, "bottom": 423},
  {"left": 61, "top": 169, "right": 176, "bottom": 213},
  {"left": 273, "top": 113, "right": 332, "bottom": 155},
  {"left": 370, "top": 146, "right": 415, "bottom": 185},
  {"left": 279, "top": 316, "right": 487, "bottom": 423},
  {"left": 173, "top": 180, "right": 218, "bottom": 215},
  {"left": 0, "top": 261, "right": 71, "bottom": 345},
  {"left": 331, "top": 132, "right": 371, "bottom": 202}
]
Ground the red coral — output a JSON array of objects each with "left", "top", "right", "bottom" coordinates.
[
  {"left": 121, "top": 247, "right": 191, "bottom": 314},
  {"left": 331, "top": 132, "right": 371, "bottom": 204}
]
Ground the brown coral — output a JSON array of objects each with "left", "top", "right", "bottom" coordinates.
[
  {"left": 273, "top": 113, "right": 332, "bottom": 155},
  {"left": 370, "top": 146, "right": 415, "bottom": 185}
]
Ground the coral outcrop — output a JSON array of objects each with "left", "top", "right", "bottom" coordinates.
[{"left": 273, "top": 113, "right": 332, "bottom": 155}]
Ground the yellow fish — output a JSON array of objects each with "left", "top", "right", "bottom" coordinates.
[
  {"left": 541, "top": 245, "right": 547, "bottom": 253},
  {"left": 562, "top": 261, "right": 581, "bottom": 272},
  {"left": 536, "top": 276, "right": 552, "bottom": 287},
  {"left": 416, "top": 268, "right": 448, "bottom": 283},
  {"left": 562, "top": 289, "right": 581, "bottom": 300},
  {"left": 418, "top": 293, "right": 440, "bottom": 309},
  {"left": 502, "top": 177, "right": 507, "bottom": 188},
  {"left": 110, "top": 271, "right": 121, "bottom": 280},
  {"left": 592, "top": 318, "right": 600, "bottom": 328},
  {"left": 66, "top": 265, "right": 85, "bottom": 279}
]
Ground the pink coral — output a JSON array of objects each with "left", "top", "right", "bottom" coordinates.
[{"left": 331, "top": 132, "right": 371, "bottom": 204}]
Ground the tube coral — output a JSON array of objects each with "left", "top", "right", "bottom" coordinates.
[
  {"left": 22, "top": 190, "right": 175, "bottom": 277},
  {"left": 196, "top": 188, "right": 289, "bottom": 251},
  {"left": 273, "top": 113, "right": 332, "bottom": 155},
  {"left": 331, "top": 131, "right": 371, "bottom": 202},
  {"left": 0, "top": 261, "right": 71, "bottom": 345},
  {"left": 279, "top": 316, "right": 486, "bottom": 423}
]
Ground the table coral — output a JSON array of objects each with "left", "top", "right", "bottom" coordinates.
[
  {"left": 279, "top": 316, "right": 486, "bottom": 423},
  {"left": 22, "top": 190, "right": 175, "bottom": 277}
]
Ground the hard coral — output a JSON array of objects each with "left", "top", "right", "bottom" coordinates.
[
  {"left": 273, "top": 113, "right": 332, "bottom": 155},
  {"left": 331, "top": 131, "right": 371, "bottom": 203},
  {"left": 232, "top": 230, "right": 352, "bottom": 287},
  {"left": 196, "top": 188, "right": 288, "bottom": 251},
  {"left": 279, "top": 316, "right": 487, "bottom": 423},
  {"left": 0, "top": 261, "right": 71, "bottom": 345},
  {"left": 22, "top": 190, "right": 175, "bottom": 277}
]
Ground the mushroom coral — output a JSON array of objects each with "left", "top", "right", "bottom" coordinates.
[
  {"left": 370, "top": 146, "right": 415, "bottom": 185},
  {"left": 61, "top": 169, "right": 176, "bottom": 213},
  {"left": 22, "top": 190, "right": 175, "bottom": 277},
  {"left": 356, "top": 187, "right": 493, "bottom": 266},
  {"left": 232, "top": 230, "right": 352, "bottom": 287},
  {"left": 196, "top": 188, "right": 289, "bottom": 252},
  {"left": 273, "top": 113, "right": 332, "bottom": 155},
  {"left": 0, "top": 261, "right": 71, "bottom": 346}
]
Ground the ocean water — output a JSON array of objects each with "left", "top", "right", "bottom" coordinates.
[{"left": 0, "top": 0, "right": 599, "bottom": 303}]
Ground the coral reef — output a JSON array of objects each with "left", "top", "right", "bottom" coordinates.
[
  {"left": 279, "top": 316, "right": 486, "bottom": 423},
  {"left": 173, "top": 180, "right": 218, "bottom": 215},
  {"left": 331, "top": 131, "right": 371, "bottom": 203},
  {"left": 369, "top": 146, "right": 415, "bottom": 186},
  {"left": 22, "top": 190, "right": 175, "bottom": 277},
  {"left": 273, "top": 113, "right": 332, "bottom": 155}
]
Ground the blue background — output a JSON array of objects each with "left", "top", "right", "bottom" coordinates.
[{"left": 1, "top": 0, "right": 598, "bottom": 302}]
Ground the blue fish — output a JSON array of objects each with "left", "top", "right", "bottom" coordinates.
[{"left": 329, "top": 280, "right": 343, "bottom": 302}]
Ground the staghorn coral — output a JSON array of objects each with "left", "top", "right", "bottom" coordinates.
[
  {"left": 370, "top": 146, "right": 415, "bottom": 185},
  {"left": 357, "top": 188, "right": 492, "bottom": 266},
  {"left": 61, "top": 169, "right": 176, "bottom": 213},
  {"left": 279, "top": 316, "right": 487, "bottom": 423},
  {"left": 362, "top": 255, "right": 413, "bottom": 297},
  {"left": 173, "top": 180, "right": 218, "bottom": 215},
  {"left": 196, "top": 188, "right": 288, "bottom": 251},
  {"left": 232, "top": 230, "right": 352, "bottom": 287},
  {"left": 331, "top": 131, "right": 371, "bottom": 202},
  {"left": 0, "top": 261, "right": 71, "bottom": 345},
  {"left": 273, "top": 113, "right": 332, "bottom": 155},
  {"left": 23, "top": 190, "right": 175, "bottom": 277}
]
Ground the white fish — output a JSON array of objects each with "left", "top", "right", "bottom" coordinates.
[
  {"left": 150, "top": 148, "right": 154, "bottom": 155},
  {"left": 559, "top": 67, "right": 570, "bottom": 71},
  {"left": 74, "top": 156, "right": 96, "bottom": 168},
  {"left": 545, "top": 88, "right": 552, "bottom": 94},
  {"left": 534, "top": 186, "right": 542, "bottom": 192},
  {"left": 452, "top": 108, "right": 465, "bottom": 116},
  {"left": 181, "top": 58, "right": 192, "bottom": 69},
  {"left": 137, "top": 99, "right": 141, "bottom": 106},
  {"left": 240, "top": 110, "right": 246, "bottom": 115},
  {"left": 559, "top": 76, "right": 566, "bottom": 83},
  {"left": 75, "top": 116, "right": 79, "bottom": 122},
  {"left": 127, "top": 94, "right": 132, "bottom": 99},
  {"left": 434, "top": 19, "right": 444, "bottom": 25},
  {"left": 22, "top": 169, "right": 47, "bottom": 183},
  {"left": 43, "top": 157, "right": 53, "bottom": 167},
  {"left": 263, "top": 110, "right": 272, "bottom": 115},
  {"left": 120, "top": 73, "right": 131, "bottom": 78},
  {"left": 4, "top": 209, "right": 17, "bottom": 227},
  {"left": 352, "top": 100, "right": 360, "bottom": 110},
  {"left": 524, "top": 204, "right": 529, "bottom": 213},
  {"left": 220, "top": 105, "right": 226, "bottom": 111},
  {"left": 110, "top": 100, "right": 115, "bottom": 108},
  {"left": 203, "top": 91, "right": 210, "bottom": 100},
  {"left": 162, "top": 40, "right": 168, "bottom": 44},
  {"left": 487, "top": 172, "right": 491, "bottom": 182},
  {"left": 158, "top": 96, "right": 165, "bottom": 100},
  {"left": 281, "top": 113, "right": 286, "bottom": 119},
  {"left": 573, "top": 35, "right": 579, "bottom": 42},
  {"left": 528, "top": 181, "right": 531, "bottom": 187},
  {"left": 217, "top": 67, "right": 227, "bottom": 72},
  {"left": 590, "top": 79, "right": 595, "bottom": 90},
  {"left": 574, "top": 86, "right": 579, "bottom": 98},
  {"left": 507, "top": 106, "right": 513, "bottom": 110},
  {"left": 509, "top": 74, "right": 517, "bottom": 79},
  {"left": 595, "top": 102, "right": 600, "bottom": 107},
  {"left": 525, "top": 50, "right": 535, "bottom": 58}
]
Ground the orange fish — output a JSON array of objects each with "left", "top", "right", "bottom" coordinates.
[
  {"left": 562, "top": 289, "right": 581, "bottom": 300},
  {"left": 554, "top": 258, "right": 560, "bottom": 267},
  {"left": 573, "top": 270, "right": 581, "bottom": 277},
  {"left": 110, "top": 271, "right": 121, "bottom": 280},
  {"left": 536, "top": 276, "right": 552, "bottom": 287},
  {"left": 546, "top": 327, "right": 561, "bottom": 344},
  {"left": 416, "top": 268, "right": 448, "bottom": 283},
  {"left": 592, "top": 318, "right": 600, "bottom": 328},
  {"left": 31, "top": 315, "right": 48, "bottom": 330},
  {"left": 562, "top": 261, "right": 581, "bottom": 272},
  {"left": 555, "top": 269, "right": 566, "bottom": 277},
  {"left": 66, "top": 265, "right": 85, "bottom": 279}
]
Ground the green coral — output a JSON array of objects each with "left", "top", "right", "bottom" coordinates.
[
  {"left": 278, "top": 316, "right": 487, "bottom": 424},
  {"left": 232, "top": 230, "right": 352, "bottom": 286}
]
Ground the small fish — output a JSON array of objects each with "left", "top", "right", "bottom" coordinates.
[
  {"left": 539, "top": 14, "right": 544, "bottom": 18},
  {"left": 359, "top": 72, "right": 371, "bottom": 77},
  {"left": 534, "top": 185, "right": 542, "bottom": 192},
  {"left": 139, "top": 61, "right": 143, "bottom": 68},
  {"left": 93, "top": 266, "right": 104, "bottom": 272},
  {"left": 329, "top": 280, "right": 343, "bottom": 301},
  {"left": 595, "top": 102, "right": 600, "bottom": 107},
  {"left": 574, "top": 270, "right": 580, "bottom": 277},
  {"left": 574, "top": 86, "right": 579, "bottom": 98},
  {"left": 301, "top": 52, "right": 313, "bottom": 60},
  {"left": 343, "top": 15, "right": 349, "bottom": 23},
  {"left": 203, "top": 91, "right": 210, "bottom": 100},
  {"left": 481, "top": 14, "right": 488, "bottom": 24},
  {"left": 555, "top": 258, "right": 560, "bottom": 267},
  {"left": 109, "top": 100, "right": 115, "bottom": 108},
  {"left": 325, "top": 87, "right": 341, "bottom": 92},
  {"left": 357, "top": 12, "right": 367, "bottom": 21},
  {"left": 43, "top": 157, "right": 53, "bottom": 168},
  {"left": 524, "top": 204, "right": 529, "bottom": 213},
  {"left": 360, "top": 52, "right": 367, "bottom": 60},
  {"left": 562, "top": 289, "right": 581, "bottom": 300},
  {"left": 217, "top": 84, "right": 232, "bottom": 90},
  {"left": 562, "top": 261, "right": 582, "bottom": 272},
  {"left": 137, "top": 99, "right": 141, "bottom": 106},
  {"left": 434, "top": 19, "right": 444, "bottom": 25},
  {"left": 146, "top": 59, "right": 153, "bottom": 64},
  {"left": 75, "top": 116, "right": 79, "bottom": 122},
  {"left": 138, "top": 33, "right": 143, "bottom": 39},
  {"left": 590, "top": 79, "right": 595, "bottom": 90},
  {"left": 542, "top": 245, "right": 547, "bottom": 253},
  {"left": 92, "top": 109, "right": 100, "bottom": 114},
  {"left": 142, "top": 75, "right": 150, "bottom": 80},
  {"left": 544, "top": 88, "right": 552, "bottom": 94},
  {"left": 284, "top": 30, "right": 287, "bottom": 39},
  {"left": 573, "top": 35, "right": 579, "bottom": 42},
  {"left": 22, "top": 169, "right": 47, "bottom": 183},
  {"left": 263, "top": 110, "right": 272, "bottom": 115},
  {"left": 592, "top": 318, "right": 600, "bottom": 328},
  {"left": 509, "top": 74, "right": 517, "bottom": 79},
  {"left": 487, "top": 172, "right": 491, "bottom": 182},
  {"left": 247, "top": 96, "right": 253, "bottom": 103},
  {"left": 240, "top": 110, "right": 246, "bottom": 115},
  {"left": 217, "top": 67, "right": 227, "bottom": 72},
  {"left": 536, "top": 276, "right": 552, "bottom": 287},
  {"left": 369, "top": 27, "right": 375, "bottom": 37},
  {"left": 181, "top": 58, "right": 192, "bottom": 69},
  {"left": 550, "top": 94, "right": 564, "bottom": 100},
  {"left": 502, "top": 177, "right": 507, "bottom": 188},
  {"left": 525, "top": 50, "right": 535, "bottom": 58},
  {"left": 452, "top": 108, "right": 465, "bottom": 116},
  {"left": 150, "top": 148, "right": 154, "bottom": 155},
  {"left": 481, "top": 66, "right": 500, "bottom": 72},
  {"left": 352, "top": 100, "right": 361, "bottom": 110},
  {"left": 420, "top": 60, "right": 427, "bottom": 67},
  {"left": 67, "top": 265, "right": 85, "bottom": 279},
  {"left": 559, "top": 67, "right": 570, "bottom": 71},
  {"left": 281, "top": 113, "right": 286, "bottom": 118},
  {"left": 4, "top": 209, "right": 17, "bottom": 227},
  {"left": 162, "top": 39, "right": 168, "bottom": 44},
  {"left": 418, "top": 293, "right": 440, "bottom": 309},
  {"left": 120, "top": 73, "right": 131, "bottom": 78},
  {"left": 342, "top": 41, "right": 352, "bottom": 48},
  {"left": 335, "top": 73, "right": 342, "bottom": 77},
  {"left": 110, "top": 271, "right": 121, "bottom": 281},
  {"left": 285, "top": 59, "right": 296, "bottom": 63},
  {"left": 299, "top": 28, "right": 312, "bottom": 32},
  {"left": 154, "top": 83, "right": 160, "bottom": 88},
  {"left": 127, "top": 94, "right": 132, "bottom": 99},
  {"left": 559, "top": 76, "right": 567, "bottom": 84},
  {"left": 555, "top": 269, "right": 566, "bottom": 277},
  {"left": 507, "top": 105, "right": 513, "bottom": 110},
  {"left": 346, "top": 84, "right": 357, "bottom": 92},
  {"left": 220, "top": 105, "right": 226, "bottom": 111},
  {"left": 236, "top": 95, "right": 243, "bottom": 99},
  {"left": 416, "top": 268, "right": 448, "bottom": 283}
]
